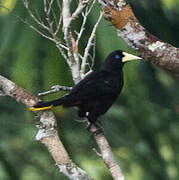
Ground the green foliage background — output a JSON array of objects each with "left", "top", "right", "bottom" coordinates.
[{"left": 0, "top": 0, "right": 179, "bottom": 180}]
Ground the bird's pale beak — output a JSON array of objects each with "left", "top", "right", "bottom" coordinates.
[{"left": 122, "top": 52, "right": 142, "bottom": 62}]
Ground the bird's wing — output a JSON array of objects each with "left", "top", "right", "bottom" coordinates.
[
  {"left": 69, "top": 70, "right": 121, "bottom": 100},
  {"left": 70, "top": 71, "right": 98, "bottom": 94}
]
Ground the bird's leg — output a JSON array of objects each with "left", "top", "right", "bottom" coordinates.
[
  {"left": 78, "top": 109, "right": 86, "bottom": 118},
  {"left": 92, "top": 120, "right": 104, "bottom": 136},
  {"left": 86, "top": 112, "right": 103, "bottom": 136}
]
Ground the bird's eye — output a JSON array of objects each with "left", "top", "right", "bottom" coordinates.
[{"left": 115, "top": 54, "right": 120, "bottom": 59}]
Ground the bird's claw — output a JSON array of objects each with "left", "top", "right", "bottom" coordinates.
[
  {"left": 87, "top": 121, "right": 104, "bottom": 136},
  {"left": 93, "top": 128, "right": 104, "bottom": 136}
]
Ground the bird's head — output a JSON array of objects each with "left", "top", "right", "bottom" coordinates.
[{"left": 101, "top": 50, "right": 142, "bottom": 74}]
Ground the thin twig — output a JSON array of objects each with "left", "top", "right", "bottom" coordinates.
[
  {"left": 43, "top": 0, "right": 47, "bottom": 13},
  {"left": 56, "top": 43, "right": 70, "bottom": 65},
  {"left": 54, "top": 14, "right": 62, "bottom": 35},
  {"left": 72, "top": 0, "right": 90, "bottom": 20},
  {"left": 38, "top": 85, "right": 72, "bottom": 96},
  {"left": 76, "top": 0, "right": 96, "bottom": 46},
  {"left": 18, "top": 16, "right": 68, "bottom": 51},
  {"left": 18, "top": 16, "right": 51, "bottom": 40},
  {"left": 75, "top": 10, "right": 87, "bottom": 46},
  {"left": 90, "top": 37, "right": 96, "bottom": 70},
  {"left": 22, "top": 0, "right": 49, "bottom": 31},
  {"left": 34, "top": 8, "right": 43, "bottom": 23},
  {"left": 47, "top": 0, "right": 54, "bottom": 15},
  {"left": 92, "top": 148, "right": 102, "bottom": 157},
  {"left": 54, "top": 0, "right": 62, "bottom": 35},
  {"left": 56, "top": 0, "right": 62, "bottom": 11},
  {"left": 86, "top": 0, "right": 96, "bottom": 14},
  {"left": 81, "top": 11, "right": 103, "bottom": 76}
]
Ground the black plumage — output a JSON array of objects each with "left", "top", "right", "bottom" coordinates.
[{"left": 30, "top": 50, "right": 141, "bottom": 124}]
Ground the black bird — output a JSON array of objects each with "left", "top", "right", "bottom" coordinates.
[{"left": 30, "top": 50, "right": 141, "bottom": 124}]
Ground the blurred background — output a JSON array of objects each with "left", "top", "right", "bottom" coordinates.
[{"left": 0, "top": 0, "right": 179, "bottom": 179}]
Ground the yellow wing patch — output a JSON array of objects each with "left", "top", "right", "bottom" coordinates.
[{"left": 29, "top": 105, "right": 54, "bottom": 111}]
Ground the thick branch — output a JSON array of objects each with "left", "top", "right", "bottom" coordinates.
[
  {"left": 98, "top": 0, "right": 179, "bottom": 75},
  {"left": 90, "top": 125, "right": 125, "bottom": 180},
  {"left": 0, "top": 75, "right": 93, "bottom": 180}
]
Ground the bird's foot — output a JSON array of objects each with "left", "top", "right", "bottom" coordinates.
[
  {"left": 92, "top": 128, "right": 104, "bottom": 136},
  {"left": 87, "top": 121, "right": 103, "bottom": 136}
]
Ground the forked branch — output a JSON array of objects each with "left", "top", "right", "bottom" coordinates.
[
  {"left": 0, "top": 75, "right": 93, "bottom": 180},
  {"left": 98, "top": 0, "right": 179, "bottom": 75}
]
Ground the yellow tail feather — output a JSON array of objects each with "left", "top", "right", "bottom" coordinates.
[{"left": 29, "top": 105, "right": 54, "bottom": 111}]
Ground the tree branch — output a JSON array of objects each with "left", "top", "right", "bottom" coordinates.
[
  {"left": 0, "top": 75, "right": 93, "bottom": 180},
  {"left": 98, "top": 0, "right": 179, "bottom": 75},
  {"left": 62, "top": 0, "right": 81, "bottom": 83},
  {"left": 90, "top": 125, "right": 125, "bottom": 180},
  {"left": 81, "top": 11, "right": 103, "bottom": 77},
  {"left": 72, "top": 0, "right": 90, "bottom": 20},
  {"left": 22, "top": 0, "right": 125, "bottom": 179},
  {"left": 38, "top": 85, "right": 72, "bottom": 96}
]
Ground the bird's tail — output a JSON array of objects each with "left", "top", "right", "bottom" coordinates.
[{"left": 29, "top": 96, "right": 67, "bottom": 111}]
